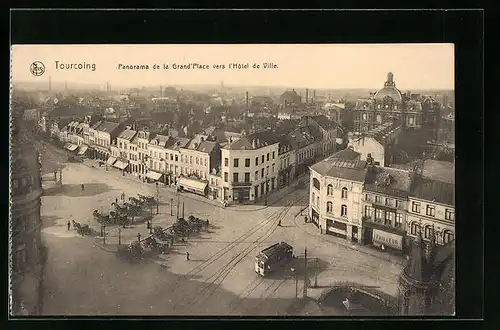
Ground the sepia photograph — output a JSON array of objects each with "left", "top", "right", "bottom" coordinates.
[{"left": 10, "top": 43, "right": 456, "bottom": 317}]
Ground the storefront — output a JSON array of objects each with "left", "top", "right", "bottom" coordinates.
[
  {"left": 77, "top": 145, "right": 88, "bottom": 157},
  {"left": 106, "top": 156, "right": 117, "bottom": 167},
  {"left": 178, "top": 177, "right": 208, "bottom": 196},
  {"left": 113, "top": 159, "right": 129, "bottom": 174},
  {"left": 145, "top": 171, "right": 163, "bottom": 183},
  {"left": 372, "top": 228, "right": 403, "bottom": 251},
  {"left": 311, "top": 208, "right": 320, "bottom": 228},
  {"left": 232, "top": 187, "right": 250, "bottom": 203},
  {"left": 65, "top": 143, "right": 78, "bottom": 153},
  {"left": 326, "top": 219, "right": 347, "bottom": 239}
]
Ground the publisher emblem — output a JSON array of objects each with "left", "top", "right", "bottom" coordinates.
[{"left": 30, "top": 61, "right": 45, "bottom": 76}]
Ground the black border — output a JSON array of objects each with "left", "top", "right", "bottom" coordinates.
[{"left": 7, "top": 9, "right": 483, "bottom": 325}]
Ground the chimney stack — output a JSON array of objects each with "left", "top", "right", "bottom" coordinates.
[
  {"left": 313, "top": 90, "right": 316, "bottom": 100},
  {"left": 252, "top": 138, "right": 257, "bottom": 149},
  {"left": 306, "top": 89, "right": 309, "bottom": 104},
  {"left": 246, "top": 91, "right": 249, "bottom": 110},
  {"left": 48, "top": 76, "right": 52, "bottom": 92}
]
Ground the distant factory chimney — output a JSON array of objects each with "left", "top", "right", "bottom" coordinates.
[
  {"left": 313, "top": 90, "right": 316, "bottom": 101},
  {"left": 246, "top": 91, "right": 249, "bottom": 110},
  {"left": 306, "top": 89, "right": 309, "bottom": 104},
  {"left": 48, "top": 76, "right": 52, "bottom": 92}
]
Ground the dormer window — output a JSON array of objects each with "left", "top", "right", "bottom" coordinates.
[{"left": 385, "top": 104, "right": 389, "bottom": 109}]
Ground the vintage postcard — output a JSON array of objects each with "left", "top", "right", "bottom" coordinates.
[{"left": 10, "top": 44, "right": 455, "bottom": 316}]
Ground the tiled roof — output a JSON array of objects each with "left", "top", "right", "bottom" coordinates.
[
  {"left": 166, "top": 137, "right": 190, "bottom": 150},
  {"left": 411, "top": 177, "right": 455, "bottom": 206},
  {"left": 276, "top": 134, "right": 295, "bottom": 154},
  {"left": 310, "top": 115, "right": 340, "bottom": 130},
  {"left": 186, "top": 134, "right": 209, "bottom": 150},
  {"left": 118, "top": 129, "right": 137, "bottom": 141},
  {"left": 225, "top": 130, "right": 278, "bottom": 150},
  {"left": 310, "top": 157, "right": 367, "bottom": 182},
  {"left": 364, "top": 167, "right": 413, "bottom": 198}
]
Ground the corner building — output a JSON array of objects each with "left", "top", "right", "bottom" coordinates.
[
  {"left": 309, "top": 149, "right": 367, "bottom": 242},
  {"left": 221, "top": 131, "right": 279, "bottom": 203}
]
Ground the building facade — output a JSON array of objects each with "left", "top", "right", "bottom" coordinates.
[
  {"left": 10, "top": 113, "right": 46, "bottom": 315},
  {"left": 221, "top": 131, "right": 279, "bottom": 203},
  {"left": 309, "top": 150, "right": 367, "bottom": 243},
  {"left": 361, "top": 164, "right": 412, "bottom": 253},
  {"left": 353, "top": 72, "right": 441, "bottom": 139}
]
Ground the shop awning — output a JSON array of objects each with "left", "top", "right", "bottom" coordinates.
[
  {"left": 114, "top": 160, "right": 129, "bottom": 170},
  {"left": 178, "top": 177, "right": 208, "bottom": 193},
  {"left": 146, "top": 171, "right": 163, "bottom": 181},
  {"left": 66, "top": 144, "right": 78, "bottom": 151},
  {"left": 77, "top": 145, "right": 88, "bottom": 155},
  {"left": 106, "top": 157, "right": 117, "bottom": 165}
]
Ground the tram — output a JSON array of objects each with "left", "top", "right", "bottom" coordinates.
[{"left": 255, "top": 242, "right": 293, "bottom": 276}]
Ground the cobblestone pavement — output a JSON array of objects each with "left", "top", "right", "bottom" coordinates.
[{"left": 40, "top": 151, "right": 404, "bottom": 315}]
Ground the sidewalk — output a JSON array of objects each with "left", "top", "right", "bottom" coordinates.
[
  {"left": 81, "top": 158, "right": 308, "bottom": 213},
  {"left": 293, "top": 213, "right": 405, "bottom": 266}
]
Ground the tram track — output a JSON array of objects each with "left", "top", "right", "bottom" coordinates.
[
  {"left": 162, "top": 194, "right": 306, "bottom": 302},
  {"left": 173, "top": 202, "right": 295, "bottom": 312},
  {"left": 177, "top": 196, "right": 307, "bottom": 312}
]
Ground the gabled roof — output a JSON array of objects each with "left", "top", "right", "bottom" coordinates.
[
  {"left": 288, "top": 125, "right": 322, "bottom": 148},
  {"left": 185, "top": 134, "right": 209, "bottom": 150},
  {"left": 166, "top": 137, "right": 190, "bottom": 150},
  {"left": 310, "top": 115, "right": 340, "bottom": 131}
]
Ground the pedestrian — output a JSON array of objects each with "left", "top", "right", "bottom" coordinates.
[
  {"left": 304, "top": 216, "right": 308, "bottom": 223},
  {"left": 206, "top": 219, "right": 209, "bottom": 228},
  {"left": 186, "top": 252, "right": 190, "bottom": 261},
  {"left": 81, "top": 184, "right": 84, "bottom": 191},
  {"left": 147, "top": 221, "right": 151, "bottom": 230},
  {"left": 116, "top": 197, "right": 118, "bottom": 204},
  {"left": 67, "top": 220, "right": 71, "bottom": 231},
  {"left": 320, "top": 225, "right": 323, "bottom": 234},
  {"left": 121, "top": 193, "right": 125, "bottom": 201},
  {"left": 137, "top": 233, "right": 141, "bottom": 242},
  {"left": 170, "top": 236, "right": 174, "bottom": 246}
]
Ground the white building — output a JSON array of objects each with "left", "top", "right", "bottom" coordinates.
[
  {"left": 221, "top": 131, "right": 280, "bottom": 203},
  {"left": 309, "top": 149, "right": 367, "bottom": 243}
]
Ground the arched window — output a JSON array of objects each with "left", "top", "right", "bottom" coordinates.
[
  {"left": 443, "top": 230, "right": 454, "bottom": 244},
  {"left": 327, "top": 184, "right": 333, "bottom": 196},
  {"left": 341, "top": 187, "right": 348, "bottom": 199},
  {"left": 424, "top": 225, "right": 432, "bottom": 239},
  {"left": 313, "top": 178, "right": 320, "bottom": 191},
  {"left": 326, "top": 201, "right": 333, "bottom": 213},
  {"left": 341, "top": 204, "right": 347, "bottom": 217},
  {"left": 410, "top": 222, "right": 419, "bottom": 235}
]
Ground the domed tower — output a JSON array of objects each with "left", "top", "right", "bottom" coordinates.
[{"left": 9, "top": 110, "right": 46, "bottom": 315}]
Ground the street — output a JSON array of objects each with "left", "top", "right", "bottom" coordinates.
[{"left": 40, "top": 144, "right": 403, "bottom": 315}]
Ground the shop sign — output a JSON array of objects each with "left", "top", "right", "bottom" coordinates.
[{"left": 373, "top": 229, "right": 402, "bottom": 250}]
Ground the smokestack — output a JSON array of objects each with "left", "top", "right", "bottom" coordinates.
[
  {"left": 306, "top": 89, "right": 309, "bottom": 104},
  {"left": 313, "top": 90, "right": 316, "bottom": 101},
  {"left": 48, "top": 76, "right": 52, "bottom": 92},
  {"left": 246, "top": 91, "right": 249, "bottom": 110}
]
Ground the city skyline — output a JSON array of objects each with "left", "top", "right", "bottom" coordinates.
[{"left": 12, "top": 44, "right": 454, "bottom": 90}]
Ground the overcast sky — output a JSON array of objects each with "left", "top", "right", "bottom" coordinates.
[{"left": 11, "top": 44, "right": 454, "bottom": 90}]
